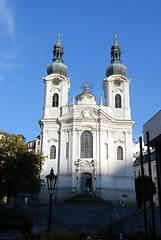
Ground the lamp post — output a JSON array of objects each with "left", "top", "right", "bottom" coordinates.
[{"left": 46, "top": 168, "right": 57, "bottom": 231}]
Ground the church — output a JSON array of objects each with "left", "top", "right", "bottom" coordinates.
[{"left": 39, "top": 35, "right": 135, "bottom": 202}]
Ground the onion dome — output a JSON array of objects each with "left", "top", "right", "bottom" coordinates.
[
  {"left": 47, "top": 35, "right": 68, "bottom": 77},
  {"left": 106, "top": 35, "right": 127, "bottom": 77}
]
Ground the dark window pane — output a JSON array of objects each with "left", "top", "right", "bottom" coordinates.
[
  {"left": 53, "top": 93, "right": 59, "bottom": 107},
  {"left": 115, "top": 94, "right": 121, "bottom": 108}
]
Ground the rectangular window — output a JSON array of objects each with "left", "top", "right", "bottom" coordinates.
[
  {"left": 105, "top": 143, "right": 108, "bottom": 159},
  {"left": 138, "top": 169, "right": 141, "bottom": 176},
  {"left": 66, "top": 143, "right": 69, "bottom": 158}
]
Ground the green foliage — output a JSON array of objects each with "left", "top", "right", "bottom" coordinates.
[
  {"left": 135, "top": 175, "right": 156, "bottom": 207},
  {"left": 40, "top": 231, "right": 80, "bottom": 240},
  {"left": 0, "top": 135, "right": 44, "bottom": 201}
]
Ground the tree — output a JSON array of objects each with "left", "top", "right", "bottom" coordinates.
[
  {"left": 0, "top": 135, "right": 44, "bottom": 202},
  {"left": 135, "top": 175, "right": 156, "bottom": 207}
]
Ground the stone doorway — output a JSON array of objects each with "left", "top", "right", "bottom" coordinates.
[{"left": 81, "top": 173, "right": 92, "bottom": 194}]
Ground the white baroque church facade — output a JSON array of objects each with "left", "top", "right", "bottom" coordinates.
[{"left": 39, "top": 35, "right": 135, "bottom": 201}]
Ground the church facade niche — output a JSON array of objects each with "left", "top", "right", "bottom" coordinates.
[{"left": 39, "top": 34, "right": 135, "bottom": 202}]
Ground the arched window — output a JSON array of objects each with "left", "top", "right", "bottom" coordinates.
[
  {"left": 52, "top": 93, "right": 59, "bottom": 107},
  {"left": 50, "top": 145, "right": 56, "bottom": 159},
  {"left": 81, "top": 131, "right": 93, "bottom": 158},
  {"left": 117, "top": 146, "right": 123, "bottom": 160},
  {"left": 115, "top": 94, "right": 121, "bottom": 108}
]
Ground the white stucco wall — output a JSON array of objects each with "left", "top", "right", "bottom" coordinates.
[{"left": 39, "top": 72, "right": 135, "bottom": 201}]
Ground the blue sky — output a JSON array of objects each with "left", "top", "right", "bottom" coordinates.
[{"left": 0, "top": 0, "right": 161, "bottom": 143}]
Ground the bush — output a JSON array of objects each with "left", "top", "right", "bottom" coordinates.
[{"left": 40, "top": 231, "right": 80, "bottom": 240}]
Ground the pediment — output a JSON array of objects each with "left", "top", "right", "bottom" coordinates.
[
  {"left": 47, "top": 138, "right": 59, "bottom": 143},
  {"left": 114, "top": 139, "right": 125, "bottom": 144},
  {"left": 59, "top": 106, "right": 98, "bottom": 123},
  {"left": 58, "top": 110, "right": 74, "bottom": 123},
  {"left": 78, "top": 107, "right": 98, "bottom": 120},
  {"left": 59, "top": 107, "right": 117, "bottom": 124},
  {"left": 98, "top": 109, "right": 115, "bottom": 122}
]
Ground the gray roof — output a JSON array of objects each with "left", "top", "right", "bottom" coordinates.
[
  {"left": 106, "top": 63, "right": 127, "bottom": 77},
  {"left": 134, "top": 150, "right": 155, "bottom": 167}
]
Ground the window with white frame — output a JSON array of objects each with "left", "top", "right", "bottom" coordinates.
[
  {"left": 50, "top": 145, "right": 56, "bottom": 159},
  {"left": 117, "top": 146, "right": 123, "bottom": 160}
]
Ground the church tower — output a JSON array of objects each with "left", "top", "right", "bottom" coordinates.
[
  {"left": 39, "top": 35, "right": 70, "bottom": 191},
  {"left": 43, "top": 35, "right": 70, "bottom": 120},
  {"left": 103, "top": 35, "right": 131, "bottom": 120}
]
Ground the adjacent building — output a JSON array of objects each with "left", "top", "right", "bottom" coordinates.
[
  {"left": 134, "top": 149, "right": 158, "bottom": 203},
  {"left": 0, "top": 130, "right": 26, "bottom": 143},
  {"left": 133, "top": 110, "right": 161, "bottom": 205},
  {"left": 143, "top": 110, "right": 161, "bottom": 205},
  {"left": 133, "top": 141, "right": 147, "bottom": 162},
  {"left": 26, "top": 136, "right": 41, "bottom": 153},
  {"left": 0, "top": 130, "right": 9, "bottom": 140}
]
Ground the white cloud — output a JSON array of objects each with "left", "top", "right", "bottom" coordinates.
[{"left": 0, "top": 0, "right": 15, "bottom": 37}]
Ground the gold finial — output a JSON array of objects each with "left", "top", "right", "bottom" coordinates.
[
  {"left": 83, "top": 83, "right": 88, "bottom": 93},
  {"left": 115, "top": 32, "right": 117, "bottom": 39},
  {"left": 83, "top": 86, "right": 88, "bottom": 93},
  {"left": 58, "top": 32, "right": 60, "bottom": 38}
]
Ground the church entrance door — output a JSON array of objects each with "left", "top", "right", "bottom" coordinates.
[{"left": 81, "top": 173, "right": 92, "bottom": 194}]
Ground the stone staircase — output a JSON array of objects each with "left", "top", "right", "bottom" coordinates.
[
  {"left": 31, "top": 195, "right": 138, "bottom": 234},
  {"left": 9, "top": 195, "right": 161, "bottom": 236}
]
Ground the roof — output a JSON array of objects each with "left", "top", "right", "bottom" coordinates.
[
  {"left": 134, "top": 149, "right": 155, "bottom": 167},
  {"left": 26, "top": 140, "right": 36, "bottom": 144},
  {"left": 0, "top": 130, "right": 9, "bottom": 138}
]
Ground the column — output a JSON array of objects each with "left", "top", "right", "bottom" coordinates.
[
  {"left": 77, "top": 130, "right": 81, "bottom": 159},
  {"left": 71, "top": 128, "right": 76, "bottom": 188},
  {"left": 107, "top": 130, "right": 109, "bottom": 174},
  {"left": 59, "top": 129, "right": 66, "bottom": 174}
]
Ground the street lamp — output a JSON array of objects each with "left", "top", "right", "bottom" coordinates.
[{"left": 46, "top": 168, "right": 57, "bottom": 231}]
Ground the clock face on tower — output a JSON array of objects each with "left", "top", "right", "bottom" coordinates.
[
  {"left": 113, "top": 78, "right": 122, "bottom": 87},
  {"left": 52, "top": 77, "right": 61, "bottom": 86}
]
